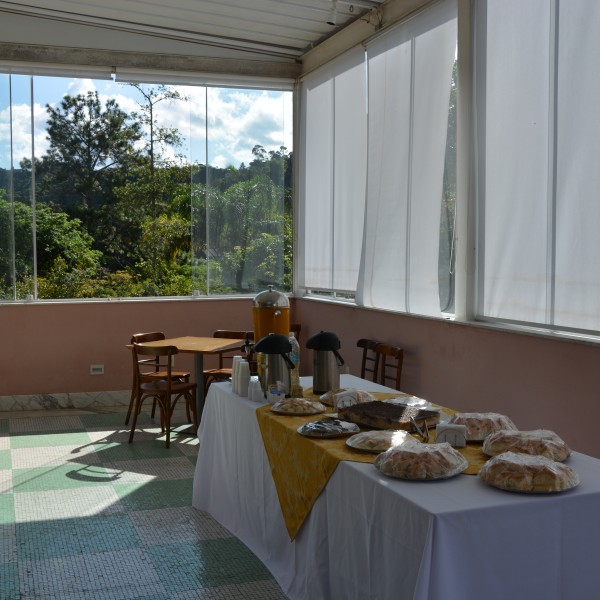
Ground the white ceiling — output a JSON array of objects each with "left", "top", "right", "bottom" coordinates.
[{"left": 0, "top": 0, "right": 385, "bottom": 61}]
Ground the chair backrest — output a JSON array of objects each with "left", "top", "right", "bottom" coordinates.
[
  {"left": 133, "top": 343, "right": 179, "bottom": 390},
  {"left": 374, "top": 343, "right": 404, "bottom": 391},
  {"left": 357, "top": 338, "right": 380, "bottom": 382},
  {"left": 130, "top": 332, "right": 167, "bottom": 379}
]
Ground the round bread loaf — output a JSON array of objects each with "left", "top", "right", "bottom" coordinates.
[
  {"left": 374, "top": 442, "right": 467, "bottom": 480},
  {"left": 483, "top": 429, "right": 571, "bottom": 462},
  {"left": 449, "top": 412, "right": 517, "bottom": 441},
  {"left": 479, "top": 452, "right": 579, "bottom": 493}
]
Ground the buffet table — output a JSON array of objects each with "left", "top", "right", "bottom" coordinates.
[{"left": 192, "top": 375, "right": 600, "bottom": 600}]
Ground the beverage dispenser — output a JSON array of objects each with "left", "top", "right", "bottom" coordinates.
[{"left": 252, "top": 285, "right": 290, "bottom": 341}]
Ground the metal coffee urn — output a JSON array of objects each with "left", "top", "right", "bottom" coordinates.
[{"left": 306, "top": 330, "right": 345, "bottom": 394}]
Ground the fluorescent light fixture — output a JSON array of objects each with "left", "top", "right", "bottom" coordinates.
[
  {"left": 0, "top": 61, "right": 112, "bottom": 79},
  {"left": 115, "top": 68, "right": 294, "bottom": 91}
]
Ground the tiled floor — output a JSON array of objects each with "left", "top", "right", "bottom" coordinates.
[{"left": 0, "top": 406, "right": 289, "bottom": 600}]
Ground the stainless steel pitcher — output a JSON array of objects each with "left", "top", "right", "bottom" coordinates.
[
  {"left": 254, "top": 333, "right": 294, "bottom": 396},
  {"left": 306, "top": 331, "right": 345, "bottom": 394}
]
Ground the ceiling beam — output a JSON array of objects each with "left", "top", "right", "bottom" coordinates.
[{"left": 0, "top": 42, "right": 302, "bottom": 80}]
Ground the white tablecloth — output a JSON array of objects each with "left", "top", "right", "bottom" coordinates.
[{"left": 192, "top": 375, "right": 600, "bottom": 600}]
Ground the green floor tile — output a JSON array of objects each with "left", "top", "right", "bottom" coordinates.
[
  {"left": 16, "top": 514, "right": 140, "bottom": 561},
  {"left": 147, "top": 538, "right": 272, "bottom": 593},
  {"left": 80, "top": 412, "right": 153, "bottom": 429},
  {"left": 0, "top": 494, "right": 15, "bottom": 525},
  {"left": 0, "top": 562, "right": 19, "bottom": 600},
  {"left": 10, "top": 431, "right": 91, "bottom": 449},
  {"left": 94, "top": 440, "right": 184, "bottom": 462},
  {"left": 0, "top": 407, "right": 284, "bottom": 599},
  {"left": 0, "top": 449, "right": 11, "bottom": 470},
  {"left": 12, "top": 463, "right": 121, "bottom": 493},
  {"left": 115, "top": 478, "right": 192, "bottom": 511}
]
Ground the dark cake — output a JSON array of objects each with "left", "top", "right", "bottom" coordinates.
[{"left": 338, "top": 401, "right": 440, "bottom": 431}]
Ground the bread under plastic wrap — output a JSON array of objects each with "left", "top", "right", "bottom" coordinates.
[
  {"left": 346, "top": 430, "right": 421, "bottom": 454},
  {"left": 483, "top": 429, "right": 571, "bottom": 461},
  {"left": 319, "top": 388, "right": 376, "bottom": 409},
  {"left": 479, "top": 451, "right": 579, "bottom": 493},
  {"left": 449, "top": 412, "right": 517, "bottom": 441},
  {"left": 271, "top": 398, "right": 326, "bottom": 415},
  {"left": 374, "top": 442, "right": 468, "bottom": 480}
]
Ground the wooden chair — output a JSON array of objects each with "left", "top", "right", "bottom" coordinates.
[
  {"left": 203, "top": 330, "right": 254, "bottom": 394},
  {"left": 204, "top": 324, "right": 302, "bottom": 394},
  {"left": 128, "top": 343, "right": 198, "bottom": 448},
  {"left": 357, "top": 338, "right": 404, "bottom": 391},
  {"left": 126, "top": 332, "right": 191, "bottom": 426},
  {"left": 357, "top": 338, "right": 380, "bottom": 382}
]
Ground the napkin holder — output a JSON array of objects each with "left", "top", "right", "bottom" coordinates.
[{"left": 435, "top": 423, "right": 467, "bottom": 448}]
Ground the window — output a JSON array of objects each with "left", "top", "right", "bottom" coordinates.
[
  {"left": 0, "top": 71, "right": 293, "bottom": 300},
  {"left": 474, "top": 0, "right": 600, "bottom": 334},
  {"left": 299, "top": 0, "right": 457, "bottom": 317}
]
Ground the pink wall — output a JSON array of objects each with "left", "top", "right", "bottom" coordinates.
[
  {"left": 3, "top": 297, "right": 600, "bottom": 457},
  {"left": 2, "top": 298, "right": 256, "bottom": 397},
  {"left": 295, "top": 298, "right": 600, "bottom": 458}
]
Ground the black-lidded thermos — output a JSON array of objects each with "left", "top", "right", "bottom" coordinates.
[{"left": 306, "top": 331, "right": 345, "bottom": 394}]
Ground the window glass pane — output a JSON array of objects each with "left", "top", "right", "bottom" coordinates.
[
  {"left": 476, "top": 0, "right": 551, "bottom": 324},
  {"left": 0, "top": 74, "right": 34, "bottom": 301},
  {"left": 299, "top": 47, "right": 367, "bottom": 293},
  {"left": 203, "top": 88, "right": 292, "bottom": 294},
  {"left": 476, "top": 0, "right": 600, "bottom": 333},
  {"left": 439, "top": 59, "right": 457, "bottom": 314},
  {"left": 358, "top": 0, "right": 457, "bottom": 316}
]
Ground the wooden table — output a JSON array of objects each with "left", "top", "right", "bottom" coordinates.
[{"left": 140, "top": 336, "right": 244, "bottom": 419}]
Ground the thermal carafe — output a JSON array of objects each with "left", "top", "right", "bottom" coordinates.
[
  {"left": 306, "top": 330, "right": 345, "bottom": 394},
  {"left": 253, "top": 333, "right": 294, "bottom": 396}
]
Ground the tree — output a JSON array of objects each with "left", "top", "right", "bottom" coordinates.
[
  {"left": 41, "top": 91, "right": 143, "bottom": 224},
  {"left": 0, "top": 196, "right": 102, "bottom": 299}
]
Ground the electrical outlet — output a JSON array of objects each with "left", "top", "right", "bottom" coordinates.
[{"left": 90, "top": 364, "right": 104, "bottom": 375}]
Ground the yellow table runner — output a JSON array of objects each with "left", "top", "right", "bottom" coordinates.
[{"left": 255, "top": 391, "right": 488, "bottom": 540}]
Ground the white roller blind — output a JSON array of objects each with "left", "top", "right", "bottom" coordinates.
[
  {"left": 476, "top": 0, "right": 600, "bottom": 332},
  {"left": 298, "top": 47, "right": 367, "bottom": 291},
  {"left": 357, "top": 0, "right": 457, "bottom": 315}
]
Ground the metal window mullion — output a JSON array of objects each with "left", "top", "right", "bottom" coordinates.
[
  {"left": 30, "top": 76, "right": 38, "bottom": 300},
  {"left": 546, "top": 0, "right": 559, "bottom": 327},
  {"left": 405, "top": 34, "right": 416, "bottom": 314},
  {"left": 8, "top": 75, "right": 16, "bottom": 301},
  {"left": 331, "top": 76, "right": 336, "bottom": 291}
]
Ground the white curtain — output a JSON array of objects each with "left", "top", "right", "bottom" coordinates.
[
  {"left": 476, "top": 0, "right": 600, "bottom": 332},
  {"left": 298, "top": 47, "right": 367, "bottom": 292},
  {"left": 356, "top": 0, "right": 457, "bottom": 316}
]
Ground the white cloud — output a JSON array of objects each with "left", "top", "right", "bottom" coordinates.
[{"left": 1, "top": 78, "right": 293, "bottom": 171}]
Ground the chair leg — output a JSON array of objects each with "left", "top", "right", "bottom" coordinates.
[
  {"left": 164, "top": 393, "right": 172, "bottom": 448},
  {"left": 125, "top": 385, "right": 136, "bottom": 426},
  {"left": 128, "top": 390, "right": 143, "bottom": 443},
  {"left": 151, "top": 398, "right": 157, "bottom": 419}
]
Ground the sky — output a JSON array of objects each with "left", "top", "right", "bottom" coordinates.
[{"left": 0, "top": 73, "right": 293, "bottom": 170}]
